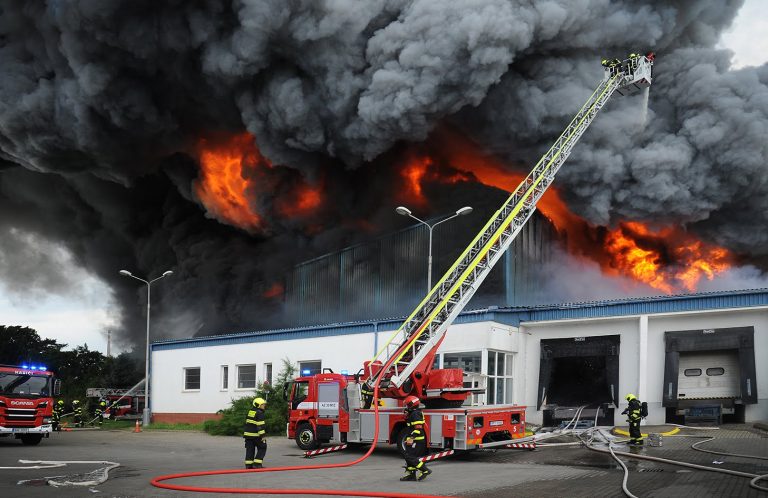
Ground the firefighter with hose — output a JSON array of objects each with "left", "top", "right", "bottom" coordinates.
[
  {"left": 243, "top": 397, "right": 267, "bottom": 469},
  {"left": 622, "top": 393, "right": 644, "bottom": 446},
  {"left": 399, "top": 395, "right": 432, "bottom": 481},
  {"left": 72, "top": 399, "right": 84, "bottom": 428},
  {"left": 94, "top": 400, "right": 107, "bottom": 426},
  {"left": 52, "top": 399, "right": 64, "bottom": 431}
]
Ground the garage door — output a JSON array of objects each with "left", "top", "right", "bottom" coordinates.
[{"left": 677, "top": 350, "right": 740, "bottom": 400}]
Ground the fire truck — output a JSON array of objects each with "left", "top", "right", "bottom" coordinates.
[
  {"left": 0, "top": 364, "right": 60, "bottom": 445},
  {"left": 86, "top": 387, "right": 145, "bottom": 419},
  {"left": 286, "top": 53, "right": 654, "bottom": 454}
]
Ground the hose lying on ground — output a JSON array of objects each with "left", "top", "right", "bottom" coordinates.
[{"left": 7, "top": 460, "right": 120, "bottom": 487}]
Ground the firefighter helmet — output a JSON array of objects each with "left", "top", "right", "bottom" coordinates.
[
  {"left": 404, "top": 395, "right": 420, "bottom": 410},
  {"left": 625, "top": 393, "right": 637, "bottom": 401},
  {"left": 252, "top": 397, "right": 267, "bottom": 407},
  {"left": 100, "top": 401, "right": 106, "bottom": 407},
  {"left": 72, "top": 399, "right": 80, "bottom": 405},
  {"left": 57, "top": 400, "right": 64, "bottom": 405}
]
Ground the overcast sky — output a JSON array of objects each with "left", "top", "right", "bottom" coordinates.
[{"left": 1, "top": 0, "right": 766, "bottom": 356}]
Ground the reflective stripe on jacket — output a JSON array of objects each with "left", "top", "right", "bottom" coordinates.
[
  {"left": 406, "top": 408, "right": 426, "bottom": 441},
  {"left": 243, "top": 408, "right": 266, "bottom": 438}
]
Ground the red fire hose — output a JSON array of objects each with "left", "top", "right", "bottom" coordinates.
[{"left": 151, "top": 350, "right": 453, "bottom": 497}]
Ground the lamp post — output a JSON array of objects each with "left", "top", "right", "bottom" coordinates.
[
  {"left": 396, "top": 206, "right": 473, "bottom": 291},
  {"left": 119, "top": 269, "right": 173, "bottom": 426}
]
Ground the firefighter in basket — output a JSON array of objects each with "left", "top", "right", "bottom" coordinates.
[{"left": 399, "top": 395, "right": 432, "bottom": 482}]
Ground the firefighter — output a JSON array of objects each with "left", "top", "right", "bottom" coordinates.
[
  {"left": 399, "top": 395, "right": 431, "bottom": 482},
  {"left": 361, "top": 381, "right": 375, "bottom": 409},
  {"left": 52, "top": 399, "right": 64, "bottom": 431},
  {"left": 72, "top": 399, "right": 84, "bottom": 428},
  {"left": 243, "top": 397, "right": 267, "bottom": 469},
  {"left": 622, "top": 393, "right": 643, "bottom": 446},
  {"left": 94, "top": 400, "right": 107, "bottom": 426}
]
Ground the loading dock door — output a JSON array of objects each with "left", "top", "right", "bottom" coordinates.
[
  {"left": 663, "top": 327, "right": 757, "bottom": 407},
  {"left": 678, "top": 351, "right": 740, "bottom": 400},
  {"left": 537, "top": 335, "right": 620, "bottom": 410}
]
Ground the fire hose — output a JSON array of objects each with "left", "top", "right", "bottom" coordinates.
[{"left": 150, "top": 352, "right": 452, "bottom": 498}]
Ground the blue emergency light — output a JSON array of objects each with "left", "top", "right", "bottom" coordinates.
[
  {"left": 22, "top": 364, "right": 29, "bottom": 369},
  {"left": 302, "top": 369, "right": 310, "bottom": 375},
  {"left": 341, "top": 370, "right": 349, "bottom": 375},
  {"left": 39, "top": 366, "right": 47, "bottom": 371},
  {"left": 30, "top": 366, "right": 38, "bottom": 370}
]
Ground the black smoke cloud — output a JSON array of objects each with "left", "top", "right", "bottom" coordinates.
[{"left": 0, "top": 0, "right": 765, "bottom": 347}]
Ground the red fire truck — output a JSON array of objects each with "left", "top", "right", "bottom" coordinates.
[
  {"left": 286, "top": 371, "right": 526, "bottom": 453},
  {"left": 0, "top": 364, "right": 60, "bottom": 445}
]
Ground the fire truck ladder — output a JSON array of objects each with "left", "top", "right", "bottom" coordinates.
[{"left": 368, "top": 56, "right": 653, "bottom": 392}]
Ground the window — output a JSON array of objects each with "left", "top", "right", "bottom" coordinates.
[
  {"left": 184, "top": 367, "right": 200, "bottom": 390},
  {"left": 443, "top": 352, "right": 481, "bottom": 373},
  {"left": 264, "top": 363, "right": 273, "bottom": 385},
  {"left": 486, "top": 351, "right": 514, "bottom": 405},
  {"left": 237, "top": 364, "right": 257, "bottom": 389},
  {"left": 706, "top": 367, "right": 725, "bottom": 376},
  {"left": 299, "top": 361, "right": 321, "bottom": 376},
  {"left": 684, "top": 368, "right": 702, "bottom": 377},
  {"left": 221, "top": 365, "right": 229, "bottom": 390}
]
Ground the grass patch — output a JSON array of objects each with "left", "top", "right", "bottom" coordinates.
[{"left": 146, "top": 422, "right": 204, "bottom": 431}]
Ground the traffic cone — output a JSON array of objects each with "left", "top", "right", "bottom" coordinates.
[{"left": 134, "top": 419, "right": 141, "bottom": 433}]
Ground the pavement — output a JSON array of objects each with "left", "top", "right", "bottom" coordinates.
[{"left": 0, "top": 424, "right": 765, "bottom": 498}]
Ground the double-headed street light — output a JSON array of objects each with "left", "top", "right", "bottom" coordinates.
[
  {"left": 396, "top": 205, "right": 473, "bottom": 291},
  {"left": 119, "top": 269, "right": 173, "bottom": 426}
]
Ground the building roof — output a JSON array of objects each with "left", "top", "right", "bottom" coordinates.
[{"left": 151, "top": 287, "right": 768, "bottom": 351}]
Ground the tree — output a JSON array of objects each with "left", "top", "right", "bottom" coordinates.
[{"left": 0, "top": 326, "right": 63, "bottom": 365}]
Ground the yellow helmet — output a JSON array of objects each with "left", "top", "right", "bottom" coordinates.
[
  {"left": 252, "top": 397, "right": 267, "bottom": 407},
  {"left": 625, "top": 393, "right": 637, "bottom": 401}
]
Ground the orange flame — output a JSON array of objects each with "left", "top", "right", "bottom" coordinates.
[
  {"left": 195, "top": 133, "right": 265, "bottom": 231},
  {"left": 401, "top": 128, "right": 732, "bottom": 294},
  {"left": 276, "top": 182, "right": 323, "bottom": 218},
  {"left": 263, "top": 282, "right": 285, "bottom": 298}
]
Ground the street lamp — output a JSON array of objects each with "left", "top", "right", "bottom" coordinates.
[
  {"left": 396, "top": 205, "right": 473, "bottom": 291},
  {"left": 119, "top": 269, "right": 173, "bottom": 426}
]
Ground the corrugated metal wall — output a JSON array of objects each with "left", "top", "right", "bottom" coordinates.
[{"left": 284, "top": 208, "right": 557, "bottom": 326}]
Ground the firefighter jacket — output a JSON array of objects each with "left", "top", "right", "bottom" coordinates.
[
  {"left": 243, "top": 407, "right": 266, "bottom": 439},
  {"left": 405, "top": 408, "right": 426, "bottom": 441},
  {"left": 52, "top": 403, "right": 63, "bottom": 419},
  {"left": 622, "top": 398, "right": 642, "bottom": 422},
  {"left": 73, "top": 402, "right": 83, "bottom": 416}
]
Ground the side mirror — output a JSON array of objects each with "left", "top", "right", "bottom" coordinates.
[{"left": 53, "top": 379, "right": 62, "bottom": 396}]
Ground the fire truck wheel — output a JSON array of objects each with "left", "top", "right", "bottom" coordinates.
[
  {"left": 295, "top": 423, "right": 319, "bottom": 450},
  {"left": 20, "top": 434, "right": 43, "bottom": 446},
  {"left": 396, "top": 426, "right": 427, "bottom": 457}
]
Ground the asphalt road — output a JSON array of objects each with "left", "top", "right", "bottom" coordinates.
[{"left": 0, "top": 426, "right": 765, "bottom": 497}]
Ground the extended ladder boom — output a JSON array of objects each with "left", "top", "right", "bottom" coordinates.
[{"left": 368, "top": 55, "right": 654, "bottom": 398}]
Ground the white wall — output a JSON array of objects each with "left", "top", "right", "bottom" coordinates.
[{"left": 151, "top": 320, "right": 517, "bottom": 414}]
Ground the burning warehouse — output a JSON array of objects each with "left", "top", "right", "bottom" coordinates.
[{"left": 1, "top": 2, "right": 767, "bottom": 428}]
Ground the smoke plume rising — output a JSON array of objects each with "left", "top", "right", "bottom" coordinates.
[{"left": 1, "top": 0, "right": 766, "bottom": 347}]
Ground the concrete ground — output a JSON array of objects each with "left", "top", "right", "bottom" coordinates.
[{"left": 0, "top": 425, "right": 765, "bottom": 498}]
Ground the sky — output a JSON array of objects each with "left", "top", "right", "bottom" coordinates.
[{"left": 1, "top": 0, "right": 767, "bottom": 356}]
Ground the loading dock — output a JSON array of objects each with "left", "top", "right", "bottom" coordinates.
[
  {"left": 537, "top": 335, "right": 620, "bottom": 426},
  {"left": 663, "top": 326, "right": 758, "bottom": 424}
]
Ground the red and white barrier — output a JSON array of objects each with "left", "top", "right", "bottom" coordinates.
[
  {"left": 419, "top": 449, "right": 454, "bottom": 462},
  {"left": 303, "top": 444, "right": 348, "bottom": 458},
  {"left": 505, "top": 442, "right": 536, "bottom": 450}
]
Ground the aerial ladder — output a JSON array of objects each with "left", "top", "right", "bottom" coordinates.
[{"left": 364, "top": 53, "right": 654, "bottom": 404}]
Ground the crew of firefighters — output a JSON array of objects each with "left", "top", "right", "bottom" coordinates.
[
  {"left": 601, "top": 51, "right": 655, "bottom": 76},
  {"left": 48, "top": 398, "right": 113, "bottom": 429}
]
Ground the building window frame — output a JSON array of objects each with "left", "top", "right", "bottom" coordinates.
[
  {"left": 298, "top": 360, "right": 322, "bottom": 377},
  {"left": 183, "top": 367, "right": 201, "bottom": 392},
  {"left": 236, "top": 364, "right": 257, "bottom": 390},
  {"left": 485, "top": 351, "right": 514, "bottom": 405},
  {"left": 221, "top": 365, "right": 229, "bottom": 391},
  {"left": 264, "top": 363, "right": 273, "bottom": 386}
]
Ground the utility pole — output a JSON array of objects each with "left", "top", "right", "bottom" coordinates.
[{"left": 107, "top": 330, "right": 111, "bottom": 357}]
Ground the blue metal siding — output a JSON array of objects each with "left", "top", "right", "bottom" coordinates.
[{"left": 152, "top": 288, "right": 768, "bottom": 352}]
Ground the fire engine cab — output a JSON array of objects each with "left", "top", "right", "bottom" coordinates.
[{"left": 0, "top": 364, "right": 60, "bottom": 445}]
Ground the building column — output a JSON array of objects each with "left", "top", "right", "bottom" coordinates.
[{"left": 638, "top": 315, "right": 649, "bottom": 402}]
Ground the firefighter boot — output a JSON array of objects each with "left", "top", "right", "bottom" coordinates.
[
  {"left": 253, "top": 463, "right": 263, "bottom": 469},
  {"left": 417, "top": 467, "right": 432, "bottom": 481},
  {"left": 245, "top": 464, "right": 253, "bottom": 469},
  {"left": 400, "top": 469, "right": 417, "bottom": 481}
]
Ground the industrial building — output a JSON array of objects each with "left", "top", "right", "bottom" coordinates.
[{"left": 151, "top": 287, "right": 767, "bottom": 427}]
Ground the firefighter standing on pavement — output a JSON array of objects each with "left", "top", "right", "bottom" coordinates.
[
  {"left": 72, "top": 399, "right": 84, "bottom": 428},
  {"left": 400, "top": 395, "right": 432, "bottom": 482},
  {"left": 52, "top": 400, "right": 64, "bottom": 431},
  {"left": 622, "top": 393, "right": 643, "bottom": 445},
  {"left": 243, "top": 397, "right": 267, "bottom": 469}
]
